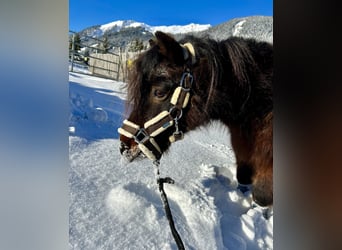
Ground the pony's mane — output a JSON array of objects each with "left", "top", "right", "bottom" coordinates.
[
  {"left": 178, "top": 35, "right": 271, "bottom": 119},
  {"left": 126, "top": 45, "right": 159, "bottom": 111}
]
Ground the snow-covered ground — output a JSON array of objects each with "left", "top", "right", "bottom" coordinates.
[{"left": 69, "top": 72, "right": 273, "bottom": 250}]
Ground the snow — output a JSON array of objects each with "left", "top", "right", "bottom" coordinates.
[
  {"left": 232, "top": 20, "right": 247, "bottom": 36},
  {"left": 150, "top": 23, "right": 211, "bottom": 34},
  {"left": 69, "top": 72, "right": 273, "bottom": 249},
  {"left": 97, "top": 20, "right": 211, "bottom": 36},
  {"left": 100, "top": 20, "right": 136, "bottom": 33}
]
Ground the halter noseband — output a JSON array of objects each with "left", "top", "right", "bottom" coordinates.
[{"left": 118, "top": 70, "right": 193, "bottom": 161}]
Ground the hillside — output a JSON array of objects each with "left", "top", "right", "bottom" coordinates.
[
  {"left": 199, "top": 16, "right": 273, "bottom": 43},
  {"left": 76, "top": 20, "right": 211, "bottom": 48},
  {"left": 74, "top": 15, "right": 273, "bottom": 49}
]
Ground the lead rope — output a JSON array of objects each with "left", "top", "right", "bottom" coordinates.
[{"left": 153, "top": 160, "right": 185, "bottom": 250}]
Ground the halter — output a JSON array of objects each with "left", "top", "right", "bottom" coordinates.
[{"left": 118, "top": 70, "right": 193, "bottom": 161}]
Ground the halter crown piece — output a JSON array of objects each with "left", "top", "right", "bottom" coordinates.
[
  {"left": 181, "top": 42, "right": 196, "bottom": 65},
  {"left": 118, "top": 43, "right": 195, "bottom": 161}
]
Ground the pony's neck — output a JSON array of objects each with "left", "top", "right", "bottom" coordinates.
[{"left": 191, "top": 37, "right": 273, "bottom": 125}]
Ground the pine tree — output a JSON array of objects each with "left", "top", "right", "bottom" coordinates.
[
  {"left": 129, "top": 38, "right": 144, "bottom": 52},
  {"left": 99, "top": 35, "right": 110, "bottom": 53},
  {"left": 73, "top": 33, "right": 81, "bottom": 52},
  {"left": 69, "top": 33, "right": 82, "bottom": 59}
]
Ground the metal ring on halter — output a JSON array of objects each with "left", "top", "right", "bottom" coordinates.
[
  {"left": 179, "top": 72, "right": 193, "bottom": 91},
  {"left": 133, "top": 128, "right": 150, "bottom": 144},
  {"left": 169, "top": 106, "right": 183, "bottom": 120}
]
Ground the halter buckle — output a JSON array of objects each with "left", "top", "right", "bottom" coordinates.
[
  {"left": 179, "top": 72, "right": 193, "bottom": 91},
  {"left": 134, "top": 128, "right": 149, "bottom": 144}
]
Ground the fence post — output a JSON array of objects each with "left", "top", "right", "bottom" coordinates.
[
  {"left": 117, "top": 47, "right": 121, "bottom": 81},
  {"left": 70, "top": 34, "right": 75, "bottom": 72}
]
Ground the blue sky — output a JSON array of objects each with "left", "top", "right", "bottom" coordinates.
[{"left": 69, "top": 0, "right": 273, "bottom": 31}]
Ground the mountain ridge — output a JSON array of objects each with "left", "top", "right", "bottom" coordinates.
[
  {"left": 74, "top": 15, "right": 272, "bottom": 50},
  {"left": 98, "top": 20, "right": 211, "bottom": 35}
]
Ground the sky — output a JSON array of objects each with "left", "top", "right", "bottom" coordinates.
[{"left": 69, "top": 0, "right": 273, "bottom": 32}]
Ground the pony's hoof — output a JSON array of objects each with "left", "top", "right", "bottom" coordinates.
[{"left": 252, "top": 202, "right": 273, "bottom": 219}]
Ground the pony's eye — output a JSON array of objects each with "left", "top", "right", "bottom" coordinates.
[{"left": 154, "top": 89, "right": 167, "bottom": 99}]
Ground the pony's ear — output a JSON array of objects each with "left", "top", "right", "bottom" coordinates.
[
  {"left": 154, "top": 31, "right": 185, "bottom": 65},
  {"left": 148, "top": 38, "right": 156, "bottom": 47}
]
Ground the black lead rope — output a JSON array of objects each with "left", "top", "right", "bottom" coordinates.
[
  {"left": 157, "top": 177, "right": 185, "bottom": 250},
  {"left": 153, "top": 161, "right": 185, "bottom": 250}
]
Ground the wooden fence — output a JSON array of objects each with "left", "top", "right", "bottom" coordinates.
[
  {"left": 88, "top": 53, "right": 119, "bottom": 80},
  {"left": 88, "top": 51, "right": 139, "bottom": 82},
  {"left": 69, "top": 30, "right": 143, "bottom": 82}
]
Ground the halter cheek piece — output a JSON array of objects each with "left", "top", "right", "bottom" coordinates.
[{"left": 118, "top": 71, "right": 193, "bottom": 161}]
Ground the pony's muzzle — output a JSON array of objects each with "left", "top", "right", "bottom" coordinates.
[
  {"left": 119, "top": 135, "right": 142, "bottom": 162},
  {"left": 119, "top": 141, "right": 129, "bottom": 155}
]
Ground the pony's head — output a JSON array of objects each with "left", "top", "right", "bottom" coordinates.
[{"left": 118, "top": 31, "right": 210, "bottom": 162}]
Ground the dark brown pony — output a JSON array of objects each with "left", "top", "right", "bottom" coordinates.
[{"left": 119, "top": 31, "right": 273, "bottom": 207}]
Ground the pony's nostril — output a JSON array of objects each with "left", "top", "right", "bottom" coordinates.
[{"left": 119, "top": 141, "right": 129, "bottom": 155}]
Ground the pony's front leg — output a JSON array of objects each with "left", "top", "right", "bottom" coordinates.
[{"left": 252, "top": 164, "right": 273, "bottom": 207}]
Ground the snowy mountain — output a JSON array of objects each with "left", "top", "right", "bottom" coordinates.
[
  {"left": 199, "top": 16, "right": 273, "bottom": 43},
  {"left": 76, "top": 20, "right": 211, "bottom": 48},
  {"left": 81, "top": 19, "right": 211, "bottom": 38},
  {"left": 75, "top": 16, "right": 272, "bottom": 48},
  {"left": 100, "top": 20, "right": 211, "bottom": 35}
]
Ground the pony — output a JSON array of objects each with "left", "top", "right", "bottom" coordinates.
[{"left": 118, "top": 31, "right": 273, "bottom": 207}]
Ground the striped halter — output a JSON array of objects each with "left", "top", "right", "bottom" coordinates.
[{"left": 118, "top": 71, "right": 193, "bottom": 161}]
